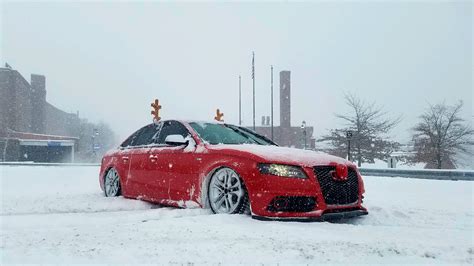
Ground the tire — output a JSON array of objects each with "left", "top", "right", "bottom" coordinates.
[
  {"left": 104, "top": 168, "right": 121, "bottom": 197},
  {"left": 208, "top": 167, "right": 250, "bottom": 214}
]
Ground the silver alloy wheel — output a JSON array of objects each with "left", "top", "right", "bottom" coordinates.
[
  {"left": 209, "top": 167, "right": 244, "bottom": 214},
  {"left": 105, "top": 168, "right": 120, "bottom": 197}
]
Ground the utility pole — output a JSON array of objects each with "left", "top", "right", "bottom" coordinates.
[
  {"left": 252, "top": 52, "right": 256, "bottom": 130},
  {"left": 270, "top": 65, "right": 274, "bottom": 141},
  {"left": 239, "top": 75, "right": 242, "bottom": 125}
]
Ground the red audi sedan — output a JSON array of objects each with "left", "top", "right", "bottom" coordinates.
[{"left": 99, "top": 120, "right": 368, "bottom": 220}]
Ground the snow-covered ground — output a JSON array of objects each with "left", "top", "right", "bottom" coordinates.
[{"left": 1, "top": 166, "right": 473, "bottom": 264}]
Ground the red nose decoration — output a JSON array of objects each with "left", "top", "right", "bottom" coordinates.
[{"left": 334, "top": 164, "right": 348, "bottom": 181}]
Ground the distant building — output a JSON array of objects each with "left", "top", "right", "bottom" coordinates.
[
  {"left": 252, "top": 71, "right": 315, "bottom": 149},
  {"left": 0, "top": 65, "right": 80, "bottom": 162}
]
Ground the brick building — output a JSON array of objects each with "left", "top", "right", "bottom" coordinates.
[
  {"left": 253, "top": 71, "right": 315, "bottom": 149},
  {"left": 0, "top": 65, "right": 80, "bottom": 162}
]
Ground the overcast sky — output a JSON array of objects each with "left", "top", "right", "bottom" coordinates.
[{"left": 1, "top": 0, "right": 472, "bottom": 142}]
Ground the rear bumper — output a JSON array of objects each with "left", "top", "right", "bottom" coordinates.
[{"left": 252, "top": 209, "right": 368, "bottom": 222}]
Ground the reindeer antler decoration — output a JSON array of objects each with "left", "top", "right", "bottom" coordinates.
[
  {"left": 151, "top": 99, "right": 162, "bottom": 123},
  {"left": 214, "top": 108, "right": 224, "bottom": 122}
]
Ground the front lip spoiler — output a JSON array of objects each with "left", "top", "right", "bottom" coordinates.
[{"left": 251, "top": 209, "right": 369, "bottom": 222}]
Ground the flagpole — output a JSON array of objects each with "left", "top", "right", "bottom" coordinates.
[
  {"left": 239, "top": 75, "right": 242, "bottom": 125},
  {"left": 271, "top": 65, "right": 274, "bottom": 141},
  {"left": 252, "top": 52, "right": 255, "bottom": 131}
]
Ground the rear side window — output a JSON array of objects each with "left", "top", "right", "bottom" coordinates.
[
  {"left": 121, "top": 129, "right": 142, "bottom": 147},
  {"left": 156, "top": 121, "right": 190, "bottom": 144},
  {"left": 121, "top": 124, "right": 160, "bottom": 147},
  {"left": 133, "top": 124, "right": 160, "bottom": 146}
]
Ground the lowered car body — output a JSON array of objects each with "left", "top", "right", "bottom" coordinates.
[{"left": 99, "top": 120, "right": 367, "bottom": 220}]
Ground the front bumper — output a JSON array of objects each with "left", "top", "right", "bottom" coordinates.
[
  {"left": 252, "top": 208, "right": 368, "bottom": 222},
  {"left": 244, "top": 164, "right": 367, "bottom": 219}
]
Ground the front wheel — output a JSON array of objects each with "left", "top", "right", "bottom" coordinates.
[
  {"left": 208, "top": 167, "right": 249, "bottom": 214},
  {"left": 104, "top": 168, "right": 121, "bottom": 197}
]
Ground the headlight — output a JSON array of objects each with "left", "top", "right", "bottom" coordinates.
[{"left": 257, "top": 163, "right": 308, "bottom": 179}]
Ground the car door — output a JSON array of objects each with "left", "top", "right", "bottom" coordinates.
[
  {"left": 114, "top": 126, "right": 145, "bottom": 197},
  {"left": 126, "top": 123, "right": 161, "bottom": 200},
  {"left": 147, "top": 121, "right": 200, "bottom": 205}
]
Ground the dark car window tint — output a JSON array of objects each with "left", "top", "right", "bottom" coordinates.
[
  {"left": 156, "top": 121, "right": 190, "bottom": 144},
  {"left": 132, "top": 124, "right": 160, "bottom": 146},
  {"left": 121, "top": 127, "right": 144, "bottom": 147},
  {"left": 150, "top": 122, "right": 162, "bottom": 142},
  {"left": 121, "top": 135, "right": 135, "bottom": 147}
]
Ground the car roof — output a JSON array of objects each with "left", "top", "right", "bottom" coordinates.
[{"left": 160, "top": 119, "right": 235, "bottom": 126}]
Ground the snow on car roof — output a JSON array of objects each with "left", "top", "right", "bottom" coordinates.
[{"left": 168, "top": 119, "right": 241, "bottom": 127}]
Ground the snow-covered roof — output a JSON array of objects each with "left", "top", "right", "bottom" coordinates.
[{"left": 0, "top": 129, "right": 78, "bottom": 141}]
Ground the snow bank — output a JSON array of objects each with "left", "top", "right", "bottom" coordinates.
[
  {"left": 1, "top": 166, "right": 154, "bottom": 215},
  {"left": 1, "top": 166, "right": 473, "bottom": 264},
  {"left": 361, "top": 159, "right": 426, "bottom": 169}
]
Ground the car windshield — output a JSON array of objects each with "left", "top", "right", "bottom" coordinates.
[{"left": 189, "top": 122, "right": 276, "bottom": 146}]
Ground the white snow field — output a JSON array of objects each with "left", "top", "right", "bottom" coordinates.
[{"left": 1, "top": 165, "right": 473, "bottom": 264}]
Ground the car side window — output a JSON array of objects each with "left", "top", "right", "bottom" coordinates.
[
  {"left": 132, "top": 124, "right": 160, "bottom": 146},
  {"left": 121, "top": 124, "right": 161, "bottom": 148},
  {"left": 156, "top": 121, "right": 190, "bottom": 144},
  {"left": 121, "top": 127, "right": 144, "bottom": 147}
]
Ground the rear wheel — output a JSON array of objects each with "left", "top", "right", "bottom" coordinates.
[
  {"left": 208, "top": 167, "right": 249, "bottom": 214},
  {"left": 104, "top": 168, "right": 121, "bottom": 197}
]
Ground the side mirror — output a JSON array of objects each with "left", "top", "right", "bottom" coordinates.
[{"left": 165, "top": 134, "right": 188, "bottom": 146}]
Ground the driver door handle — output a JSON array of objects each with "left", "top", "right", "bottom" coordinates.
[
  {"left": 149, "top": 154, "right": 158, "bottom": 163},
  {"left": 122, "top": 156, "right": 129, "bottom": 163}
]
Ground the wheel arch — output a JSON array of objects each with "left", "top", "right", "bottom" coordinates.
[{"left": 199, "top": 165, "right": 223, "bottom": 209}]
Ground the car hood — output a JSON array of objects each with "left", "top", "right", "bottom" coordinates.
[{"left": 206, "top": 144, "right": 355, "bottom": 168}]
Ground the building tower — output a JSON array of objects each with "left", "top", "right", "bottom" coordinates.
[{"left": 280, "top": 70, "right": 291, "bottom": 129}]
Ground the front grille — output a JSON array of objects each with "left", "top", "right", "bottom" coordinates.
[{"left": 313, "top": 166, "right": 359, "bottom": 205}]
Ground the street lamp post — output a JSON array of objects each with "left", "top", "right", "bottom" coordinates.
[
  {"left": 92, "top": 128, "right": 100, "bottom": 161},
  {"left": 301, "top": 121, "right": 307, "bottom": 150},
  {"left": 346, "top": 130, "right": 353, "bottom": 161}
]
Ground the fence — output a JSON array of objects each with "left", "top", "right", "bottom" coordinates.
[{"left": 359, "top": 168, "right": 474, "bottom": 181}]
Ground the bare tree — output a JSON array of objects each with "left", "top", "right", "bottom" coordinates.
[
  {"left": 320, "top": 93, "right": 401, "bottom": 167},
  {"left": 412, "top": 101, "right": 473, "bottom": 169},
  {"left": 76, "top": 119, "right": 117, "bottom": 163}
]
